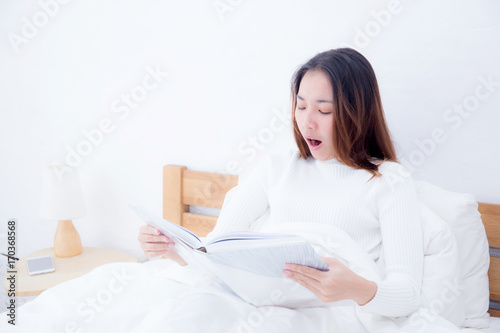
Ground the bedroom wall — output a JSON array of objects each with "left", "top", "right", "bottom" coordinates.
[{"left": 0, "top": 0, "right": 499, "bottom": 260}]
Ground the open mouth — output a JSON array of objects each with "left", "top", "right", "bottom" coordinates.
[{"left": 307, "top": 138, "right": 322, "bottom": 147}]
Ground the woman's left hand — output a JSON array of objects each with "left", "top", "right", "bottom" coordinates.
[{"left": 282, "top": 257, "right": 377, "bottom": 305}]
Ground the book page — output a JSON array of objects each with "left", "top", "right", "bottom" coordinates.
[
  {"left": 206, "top": 232, "right": 306, "bottom": 252},
  {"left": 129, "top": 204, "right": 202, "bottom": 250},
  {"left": 207, "top": 241, "right": 328, "bottom": 278},
  {"left": 205, "top": 231, "right": 301, "bottom": 250}
]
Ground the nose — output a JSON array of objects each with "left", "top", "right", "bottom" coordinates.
[{"left": 302, "top": 108, "right": 316, "bottom": 130}]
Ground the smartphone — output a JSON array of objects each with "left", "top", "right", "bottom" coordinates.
[{"left": 26, "top": 255, "right": 55, "bottom": 275}]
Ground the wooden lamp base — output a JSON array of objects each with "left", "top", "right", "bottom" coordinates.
[{"left": 54, "top": 219, "right": 82, "bottom": 258}]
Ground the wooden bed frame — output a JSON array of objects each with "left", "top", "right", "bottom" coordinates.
[{"left": 162, "top": 164, "right": 500, "bottom": 318}]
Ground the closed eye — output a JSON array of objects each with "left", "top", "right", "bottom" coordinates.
[{"left": 319, "top": 111, "right": 332, "bottom": 115}]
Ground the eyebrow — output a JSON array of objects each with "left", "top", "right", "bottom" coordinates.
[{"left": 297, "top": 95, "right": 334, "bottom": 104}]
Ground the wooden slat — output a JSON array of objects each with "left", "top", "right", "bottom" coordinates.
[
  {"left": 182, "top": 212, "right": 218, "bottom": 237},
  {"left": 489, "top": 309, "right": 500, "bottom": 318},
  {"left": 490, "top": 257, "right": 500, "bottom": 301},
  {"left": 479, "top": 203, "right": 500, "bottom": 248},
  {"left": 163, "top": 165, "right": 188, "bottom": 225},
  {"left": 182, "top": 170, "right": 238, "bottom": 209},
  {"left": 479, "top": 203, "right": 500, "bottom": 315}
]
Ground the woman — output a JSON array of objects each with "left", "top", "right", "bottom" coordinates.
[{"left": 138, "top": 48, "right": 423, "bottom": 318}]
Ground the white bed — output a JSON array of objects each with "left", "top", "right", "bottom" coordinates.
[
  {"left": 463, "top": 319, "right": 500, "bottom": 333},
  {"left": 1, "top": 253, "right": 498, "bottom": 332},
  {"left": 1, "top": 165, "right": 499, "bottom": 332}
]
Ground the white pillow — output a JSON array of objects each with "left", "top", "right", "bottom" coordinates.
[
  {"left": 418, "top": 201, "right": 465, "bottom": 327},
  {"left": 415, "top": 181, "right": 490, "bottom": 328}
]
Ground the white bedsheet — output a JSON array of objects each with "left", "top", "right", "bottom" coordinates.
[
  {"left": 462, "top": 317, "right": 500, "bottom": 332},
  {"left": 0, "top": 223, "right": 492, "bottom": 333}
]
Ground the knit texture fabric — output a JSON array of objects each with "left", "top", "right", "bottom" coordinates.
[{"left": 209, "top": 151, "right": 423, "bottom": 317}]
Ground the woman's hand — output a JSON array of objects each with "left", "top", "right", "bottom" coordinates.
[
  {"left": 283, "top": 257, "right": 377, "bottom": 305},
  {"left": 137, "top": 225, "right": 175, "bottom": 258}
]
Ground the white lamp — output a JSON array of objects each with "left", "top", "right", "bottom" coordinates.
[{"left": 40, "top": 164, "right": 86, "bottom": 258}]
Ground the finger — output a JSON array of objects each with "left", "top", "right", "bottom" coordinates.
[
  {"left": 141, "top": 242, "right": 174, "bottom": 252},
  {"left": 141, "top": 242, "right": 166, "bottom": 252},
  {"left": 283, "top": 270, "right": 326, "bottom": 300},
  {"left": 283, "top": 269, "right": 322, "bottom": 289},
  {"left": 321, "top": 257, "right": 341, "bottom": 267},
  {"left": 284, "top": 270, "right": 335, "bottom": 303},
  {"left": 144, "top": 250, "right": 168, "bottom": 258},
  {"left": 139, "top": 225, "right": 161, "bottom": 235},
  {"left": 138, "top": 233, "right": 171, "bottom": 244},
  {"left": 296, "top": 278, "right": 324, "bottom": 299},
  {"left": 284, "top": 264, "right": 323, "bottom": 281}
]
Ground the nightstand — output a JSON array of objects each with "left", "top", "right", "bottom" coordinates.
[{"left": 3, "top": 247, "right": 137, "bottom": 296}]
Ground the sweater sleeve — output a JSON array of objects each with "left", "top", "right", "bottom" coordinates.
[
  {"left": 206, "top": 159, "right": 270, "bottom": 238},
  {"left": 361, "top": 163, "right": 424, "bottom": 317}
]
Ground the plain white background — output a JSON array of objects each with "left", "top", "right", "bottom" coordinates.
[{"left": 0, "top": 0, "right": 499, "bottom": 260}]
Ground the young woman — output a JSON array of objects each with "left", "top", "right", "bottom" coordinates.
[{"left": 138, "top": 48, "right": 423, "bottom": 319}]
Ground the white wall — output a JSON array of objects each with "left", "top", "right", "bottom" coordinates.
[{"left": 1, "top": 0, "right": 499, "bottom": 260}]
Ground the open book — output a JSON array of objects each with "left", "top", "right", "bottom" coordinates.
[
  {"left": 130, "top": 204, "right": 328, "bottom": 277},
  {"left": 130, "top": 205, "right": 353, "bottom": 308}
]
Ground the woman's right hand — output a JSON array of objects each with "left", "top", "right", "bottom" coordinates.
[{"left": 137, "top": 225, "right": 175, "bottom": 258}]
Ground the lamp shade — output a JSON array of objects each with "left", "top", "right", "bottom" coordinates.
[{"left": 40, "top": 164, "right": 86, "bottom": 220}]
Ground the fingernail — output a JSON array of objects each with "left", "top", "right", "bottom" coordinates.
[
  {"left": 163, "top": 236, "right": 169, "bottom": 242},
  {"left": 167, "top": 242, "right": 175, "bottom": 248}
]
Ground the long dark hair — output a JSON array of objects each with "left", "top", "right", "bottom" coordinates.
[{"left": 291, "top": 48, "right": 397, "bottom": 176}]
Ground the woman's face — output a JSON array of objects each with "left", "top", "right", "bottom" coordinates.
[{"left": 295, "top": 69, "right": 336, "bottom": 161}]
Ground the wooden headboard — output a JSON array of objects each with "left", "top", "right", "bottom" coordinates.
[
  {"left": 481, "top": 203, "right": 500, "bottom": 318},
  {"left": 162, "top": 164, "right": 500, "bottom": 318},
  {"left": 163, "top": 165, "right": 238, "bottom": 236}
]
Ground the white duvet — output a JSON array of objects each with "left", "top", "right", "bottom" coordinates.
[{"left": 2, "top": 223, "right": 464, "bottom": 333}]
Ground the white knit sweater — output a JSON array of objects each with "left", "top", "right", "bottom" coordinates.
[{"left": 209, "top": 151, "right": 423, "bottom": 318}]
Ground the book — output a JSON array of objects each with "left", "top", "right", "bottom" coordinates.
[
  {"left": 130, "top": 205, "right": 353, "bottom": 308},
  {"left": 130, "top": 204, "right": 329, "bottom": 278}
]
